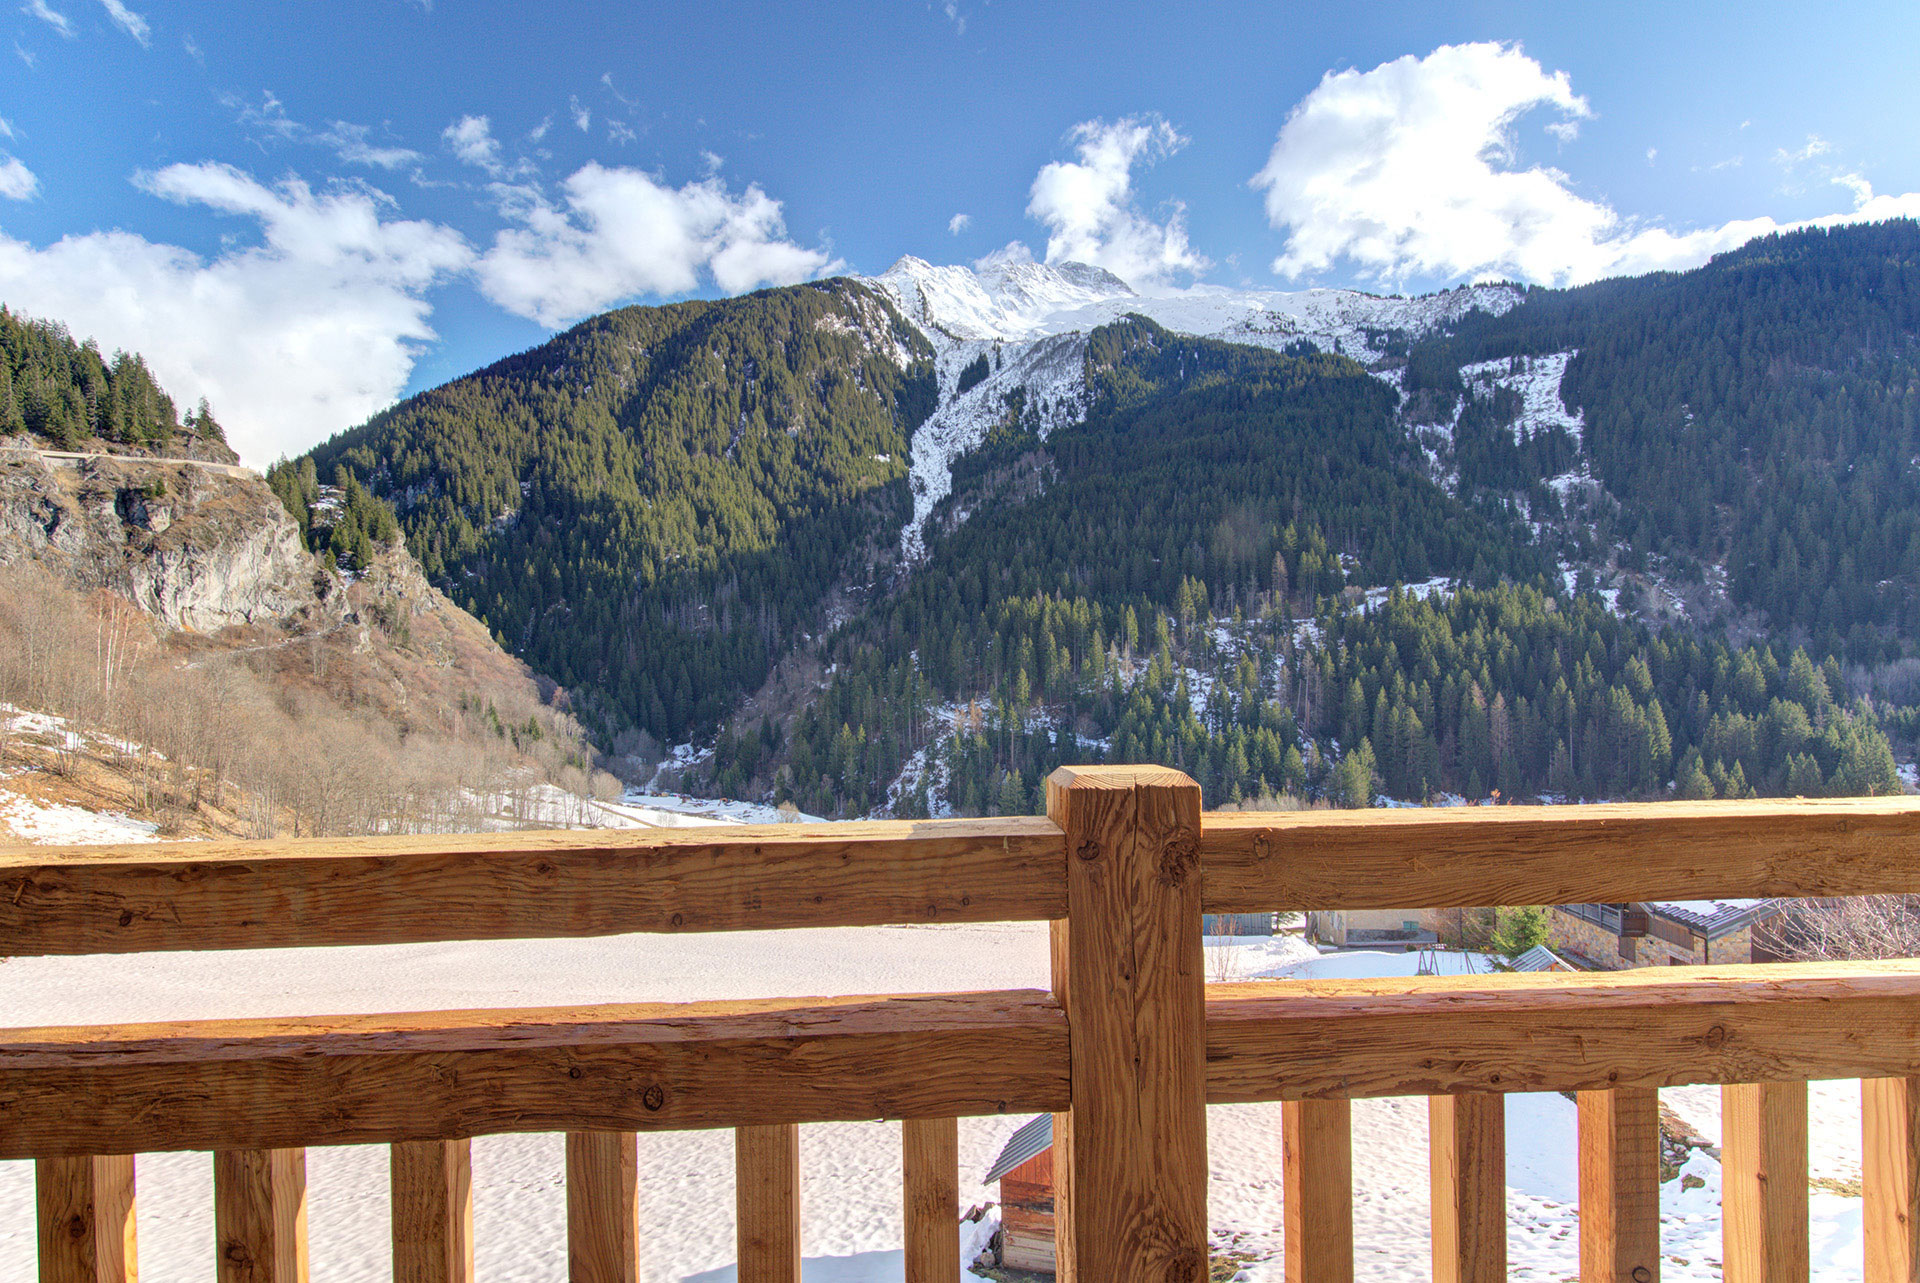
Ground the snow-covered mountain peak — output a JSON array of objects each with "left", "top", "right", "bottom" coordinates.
[{"left": 872, "top": 255, "right": 1137, "bottom": 341}]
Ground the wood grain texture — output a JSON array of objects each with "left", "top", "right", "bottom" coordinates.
[
  {"left": 1578, "top": 1087, "right": 1661, "bottom": 1283},
  {"left": 736, "top": 1124, "right": 799, "bottom": 1283},
  {"left": 1429, "top": 1093, "right": 1505, "bottom": 1283},
  {"left": 1204, "top": 962, "right": 1920, "bottom": 1101},
  {"left": 214, "top": 1148, "right": 307, "bottom": 1283},
  {"left": 1722, "top": 1081, "right": 1809, "bottom": 1283},
  {"left": 0, "top": 991, "right": 1066, "bottom": 1159},
  {"left": 1201, "top": 797, "right": 1920, "bottom": 911},
  {"left": 35, "top": 1154, "right": 135, "bottom": 1283},
  {"left": 1282, "top": 1098, "right": 1352, "bottom": 1283},
  {"left": 1046, "top": 765, "right": 1209, "bottom": 1283},
  {"left": 901, "top": 1117, "right": 957, "bottom": 1283},
  {"left": 1862, "top": 1077, "right": 1920, "bottom": 1283},
  {"left": 391, "top": 1139, "right": 473, "bottom": 1283},
  {"left": 0, "top": 816, "right": 1065, "bottom": 955},
  {"left": 566, "top": 1132, "right": 637, "bottom": 1283}
]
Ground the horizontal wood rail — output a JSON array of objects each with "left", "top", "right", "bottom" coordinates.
[
  {"left": 0, "top": 990, "right": 1068, "bottom": 1159},
  {"left": 1202, "top": 796, "right": 1920, "bottom": 911},
  {"left": 1204, "top": 960, "right": 1920, "bottom": 1101},
  {"left": 0, "top": 816, "right": 1066, "bottom": 955}
]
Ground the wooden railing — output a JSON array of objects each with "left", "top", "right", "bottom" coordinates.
[{"left": 7, "top": 769, "right": 1920, "bottom": 1281}]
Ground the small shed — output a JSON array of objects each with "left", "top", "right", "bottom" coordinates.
[{"left": 983, "top": 1114, "right": 1056, "bottom": 1274}]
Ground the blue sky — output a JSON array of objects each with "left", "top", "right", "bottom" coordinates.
[{"left": 3, "top": 0, "right": 1918, "bottom": 464}]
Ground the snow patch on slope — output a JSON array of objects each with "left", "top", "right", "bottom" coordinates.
[
  {"left": 1461, "top": 350, "right": 1585, "bottom": 443},
  {"left": 901, "top": 331, "right": 1088, "bottom": 560}
]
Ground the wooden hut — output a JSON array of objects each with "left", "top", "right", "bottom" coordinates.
[{"left": 983, "top": 1114, "right": 1056, "bottom": 1274}]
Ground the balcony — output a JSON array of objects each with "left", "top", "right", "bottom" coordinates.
[{"left": 5, "top": 767, "right": 1920, "bottom": 1281}]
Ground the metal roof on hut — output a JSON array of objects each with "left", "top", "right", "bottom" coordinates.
[{"left": 984, "top": 1114, "right": 1053, "bottom": 1184}]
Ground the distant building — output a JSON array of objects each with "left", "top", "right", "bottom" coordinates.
[
  {"left": 983, "top": 1115, "right": 1056, "bottom": 1274},
  {"left": 1550, "top": 901, "right": 1784, "bottom": 967},
  {"left": 1304, "top": 907, "right": 1440, "bottom": 950}
]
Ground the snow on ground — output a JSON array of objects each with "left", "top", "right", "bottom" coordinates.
[
  {"left": 618, "top": 791, "right": 825, "bottom": 826},
  {"left": 0, "top": 789, "right": 160, "bottom": 844},
  {"left": 1361, "top": 576, "right": 1455, "bottom": 611}
]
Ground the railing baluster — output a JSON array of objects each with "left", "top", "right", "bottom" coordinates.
[
  {"left": 736, "top": 1123, "right": 800, "bottom": 1283},
  {"left": 1283, "top": 1098, "right": 1353, "bottom": 1282},
  {"left": 1578, "top": 1086, "right": 1661, "bottom": 1282},
  {"left": 391, "top": 1138, "right": 473, "bottom": 1283},
  {"left": 1863, "top": 1076, "right": 1920, "bottom": 1282},
  {"left": 1429, "top": 1092, "right": 1506, "bottom": 1283},
  {"left": 1722, "top": 1081, "right": 1809, "bottom": 1283},
  {"left": 214, "top": 1147, "right": 309, "bottom": 1283},
  {"left": 565, "top": 1131, "right": 639, "bottom": 1283},
  {"left": 1046, "top": 765, "right": 1208, "bottom": 1283},
  {"left": 35, "top": 1154, "right": 135, "bottom": 1283},
  {"left": 901, "top": 1117, "right": 957, "bottom": 1283}
]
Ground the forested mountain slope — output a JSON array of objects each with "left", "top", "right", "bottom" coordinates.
[
  {"left": 306, "top": 279, "right": 935, "bottom": 741},
  {"left": 281, "top": 222, "right": 1920, "bottom": 816},
  {"left": 1406, "top": 221, "right": 1920, "bottom": 658}
]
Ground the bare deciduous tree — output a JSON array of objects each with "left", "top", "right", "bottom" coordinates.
[{"left": 1758, "top": 897, "right": 1920, "bottom": 961}]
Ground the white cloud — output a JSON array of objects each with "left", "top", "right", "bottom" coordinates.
[
  {"left": 974, "top": 241, "right": 1035, "bottom": 272},
  {"left": 0, "top": 155, "right": 37, "bottom": 200},
  {"left": 569, "top": 96, "right": 591, "bottom": 133},
  {"left": 13, "top": 40, "right": 34, "bottom": 66},
  {"left": 1026, "top": 115, "right": 1208, "bottom": 288},
  {"left": 948, "top": 212, "right": 971, "bottom": 235},
  {"left": 0, "top": 117, "right": 15, "bottom": 139},
  {"left": 1646, "top": 147, "right": 1658, "bottom": 165},
  {"left": 1545, "top": 119, "right": 1580, "bottom": 144},
  {"left": 317, "top": 121, "right": 422, "bottom": 170},
  {"left": 607, "top": 119, "right": 636, "bottom": 146},
  {"left": 443, "top": 114, "right": 502, "bottom": 173},
  {"left": 0, "top": 164, "right": 472, "bottom": 464},
  {"left": 21, "top": 0, "right": 72, "bottom": 36},
  {"left": 475, "top": 162, "right": 837, "bottom": 327},
  {"left": 1252, "top": 42, "right": 1920, "bottom": 287},
  {"left": 98, "top": 0, "right": 148, "bottom": 45}
]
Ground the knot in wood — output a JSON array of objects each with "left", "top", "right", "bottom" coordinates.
[
  {"left": 1157, "top": 827, "right": 1199, "bottom": 887},
  {"left": 1633, "top": 1268, "right": 1653, "bottom": 1283},
  {"left": 1703, "top": 1024, "right": 1727, "bottom": 1050},
  {"left": 1164, "top": 1243, "right": 1206, "bottom": 1282},
  {"left": 65, "top": 1214, "right": 87, "bottom": 1241},
  {"left": 1252, "top": 831, "right": 1273, "bottom": 860},
  {"left": 1075, "top": 839, "right": 1102, "bottom": 863},
  {"left": 642, "top": 1084, "right": 666, "bottom": 1111}
]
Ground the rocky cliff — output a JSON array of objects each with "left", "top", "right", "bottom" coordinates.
[{"left": 0, "top": 444, "right": 342, "bottom": 633}]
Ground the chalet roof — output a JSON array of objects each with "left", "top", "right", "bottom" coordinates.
[
  {"left": 1509, "top": 943, "right": 1571, "bottom": 972},
  {"left": 1644, "top": 899, "right": 1776, "bottom": 937},
  {"left": 984, "top": 1114, "right": 1053, "bottom": 1184}
]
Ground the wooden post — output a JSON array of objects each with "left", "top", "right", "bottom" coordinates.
[
  {"left": 1863, "top": 1077, "right": 1920, "bottom": 1282},
  {"left": 736, "top": 1124, "right": 800, "bottom": 1283},
  {"left": 1283, "top": 1098, "right": 1353, "bottom": 1283},
  {"left": 214, "top": 1147, "right": 308, "bottom": 1283},
  {"left": 1046, "top": 765, "right": 1208, "bottom": 1283},
  {"left": 1430, "top": 1092, "right": 1506, "bottom": 1283},
  {"left": 902, "top": 1117, "right": 958, "bottom": 1283},
  {"left": 392, "top": 1138, "right": 474, "bottom": 1283},
  {"left": 565, "top": 1131, "right": 638, "bottom": 1283},
  {"left": 1722, "top": 1081, "right": 1809, "bottom": 1283},
  {"left": 1578, "top": 1087, "right": 1661, "bottom": 1282},
  {"left": 35, "top": 1155, "right": 136, "bottom": 1283}
]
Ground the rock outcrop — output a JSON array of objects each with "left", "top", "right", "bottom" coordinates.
[{"left": 0, "top": 445, "right": 345, "bottom": 633}]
